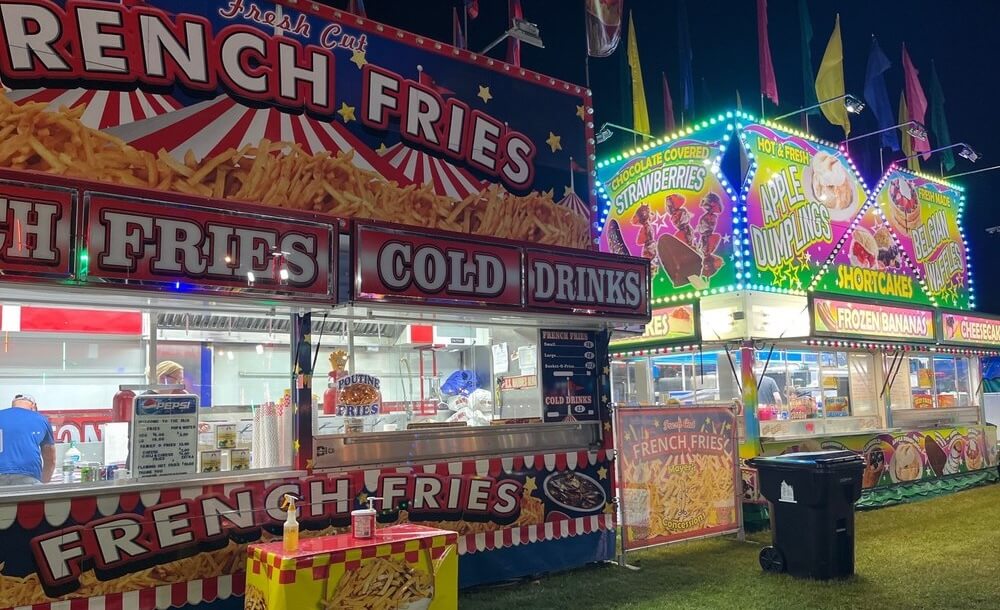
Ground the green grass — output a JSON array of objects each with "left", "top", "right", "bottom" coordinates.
[{"left": 460, "top": 483, "right": 1000, "bottom": 609}]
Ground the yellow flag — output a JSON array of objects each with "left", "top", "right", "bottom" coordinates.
[
  {"left": 626, "top": 13, "right": 650, "bottom": 135},
  {"left": 815, "top": 14, "right": 849, "bottom": 136},
  {"left": 899, "top": 93, "right": 920, "bottom": 171}
]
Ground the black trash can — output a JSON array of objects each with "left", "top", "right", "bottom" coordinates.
[{"left": 748, "top": 450, "right": 864, "bottom": 580}]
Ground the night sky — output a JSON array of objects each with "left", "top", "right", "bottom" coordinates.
[{"left": 339, "top": 0, "right": 1000, "bottom": 313}]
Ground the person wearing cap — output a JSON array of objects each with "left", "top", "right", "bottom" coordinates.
[{"left": 0, "top": 394, "right": 55, "bottom": 485}]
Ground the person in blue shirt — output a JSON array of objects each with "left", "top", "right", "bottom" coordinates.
[{"left": 0, "top": 394, "right": 56, "bottom": 485}]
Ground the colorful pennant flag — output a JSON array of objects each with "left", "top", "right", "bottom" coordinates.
[
  {"left": 662, "top": 72, "right": 676, "bottom": 133},
  {"left": 757, "top": 0, "right": 779, "bottom": 105},
  {"left": 902, "top": 44, "right": 930, "bottom": 160},
  {"left": 929, "top": 61, "right": 955, "bottom": 171},
  {"left": 626, "top": 13, "right": 650, "bottom": 135},
  {"left": 863, "top": 37, "right": 899, "bottom": 151},
  {"left": 453, "top": 7, "right": 465, "bottom": 50},
  {"left": 347, "top": 0, "right": 366, "bottom": 17},
  {"left": 899, "top": 93, "right": 920, "bottom": 171},
  {"left": 507, "top": 0, "right": 523, "bottom": 67},
  {"left": 678, "top": 0, "right": 694, "bottom": 114},
  {"left": 798, "top": 0, "right": 819, "bottom": 113},
  {"left": 585, "top": 0, "right": 623, "bottom": 58},
  {"left": 815, "top": 14, "right": 850, "bottom": 136}
]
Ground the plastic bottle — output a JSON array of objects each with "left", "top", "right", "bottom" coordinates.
[
  {"left": 351, "top": 496, "right": 382, "bottom": 539},
  {"left": 63, "top": 441, "right": 82, "bottom": 483},
  {"left": 112, "top": 387, "right": 135, "bottom": 422},
  {"left": 282, "top": 493, "right": 300, "bottom": 553}
]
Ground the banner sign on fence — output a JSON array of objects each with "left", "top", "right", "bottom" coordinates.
[{"left": 616, "top": 406, "right": 740, "bottom": 551}]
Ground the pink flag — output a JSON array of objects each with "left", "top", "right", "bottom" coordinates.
[
  {"left": 662, "top": 73, "right": 676, "bottom": 133},
  {"left": 902, "top": 44, "right": 931, "bottom": 158},
  {"left": 507, "top": 0, "right": 523, "bottom": 66},
  {"left": 757, "top": 0, "right": 779, "bottom": 105}
]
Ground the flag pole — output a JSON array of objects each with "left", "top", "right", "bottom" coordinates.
[{"left": 760, "top": 93, "right": 765, "bottom": 119}]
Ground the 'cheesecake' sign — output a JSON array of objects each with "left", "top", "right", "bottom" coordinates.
[{"left": 355, "top": 223, "right": 650, "bottom": 318}]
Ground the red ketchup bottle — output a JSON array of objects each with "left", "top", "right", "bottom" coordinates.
[
  {"left": 112, "top": 387, "right": 135, "bottom": 422},
  {"left": 323, "top": 372, "right": 338, "bottom": 415}
]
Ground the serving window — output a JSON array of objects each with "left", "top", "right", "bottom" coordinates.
[
  {"left": 611, "top": 350, "right": 741, "bottom": 406},
  {"left": 754, "top": 348, "right": 883, "bottom": 439},
  {"left": 0, "top": 295, "right": 298, "bottom": 493},
  {"left": 312, "top": 319, "right": 542, "bottom": 435}
]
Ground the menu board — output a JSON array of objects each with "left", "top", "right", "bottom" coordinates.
[
  {"left": 812, "top": 297, "right": 935, "bottom": 342},
  {"left": 131, "top": 394, "right": 199, "bottom": 478},
  {"left": 540, "top": 330, "right": 599, "bottom": 423},
  {"left": 740, "top": 123, "right": 868, "bottom": 292},
  {"left": 596, "top": 123, "right": 737, "bottom": 299}
]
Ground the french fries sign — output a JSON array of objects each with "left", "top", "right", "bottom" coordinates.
[{"left": 0, "top": 0, "right": 595, "bottom": 250}]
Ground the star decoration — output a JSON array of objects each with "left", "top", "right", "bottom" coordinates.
[
  {"left": 623, "top": 431, "right": 631, "bottom": 442},
  {"left": 524, "top": 476, "right": 538, "bottom": 494},
  {"left": 601, "top": 394, "right": 610, "bottom": 404},
  {"left": 603, "top": 421, "right": 611, "bottom": 433},
  {"left": 477, "top": 85, "right": 493, "bottom": 103},
  {"left": 576, "top": 105, "right": 586, "bottom": 120},
  {"left": 563, "top": 185, "right": 574, "bottom": 198},
  {"left": 597, "top": 466, "right": 608, "bottom": 480},
  {"left": 293, "top": 439, "right": 301, "bottom": 451},
  {"left": 543, "top": 188, "right": 554, "bottom": 199},
  {"left": 603, "top": 501, "right": 615, "bottom": 515},
  {"left": 306, "top": 458, "right": 314, "bottom": 470},
  {"left": 603, "top": 366, "right": 610, "bottom": 375},
  {"left": 337, "top": 103, "right": 356, "bottom": 122},
  {"left": 546, "top": 131, "right": 562, "bottom": 153},
  {"left": 350, "top": 49, "right": 367, "bottom": 69},
  {"left": 653, "top": 419, "right": 660, "bottom": 428},
  {"left": 722, "top": 234, "right": 731, "bottom": 243},
  {"left": 358, "top": 492, "right": 369, "bottom": 506},
  {"left": 376, "top": 143, "right": 388, "bottom": 154}
]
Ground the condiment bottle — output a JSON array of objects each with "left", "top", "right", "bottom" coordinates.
[
  {"left": 282, "top": 493, "right": 300, "bottom": 552},
  {"left": 351, "top": 496, "right": 382, "bottom": 539}
]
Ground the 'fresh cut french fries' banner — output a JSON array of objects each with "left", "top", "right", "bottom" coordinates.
[
  {"left": 616, "top": 406, "right": 739, "bottom": 551},
  {"left": 0, "top": 0, "right": 593, "bottom": 249}
]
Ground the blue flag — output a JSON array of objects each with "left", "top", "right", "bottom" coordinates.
[
  {"left": 678, "top": 0, "right": 694, "bottom": 114},
  {"left": 863, "top": 38, "right": 899, "bottom": 151}
]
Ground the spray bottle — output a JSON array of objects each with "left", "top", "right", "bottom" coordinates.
[
  {"left": 351, "top": 496, "right": 382, "bottom": 539},
  {"left": 281, "top": 493, "right": 301, "bottom": 552}
]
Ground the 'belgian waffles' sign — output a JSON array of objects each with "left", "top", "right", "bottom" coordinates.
[{"left": 355, "top": 223, "right": 650, "bottom": 318}]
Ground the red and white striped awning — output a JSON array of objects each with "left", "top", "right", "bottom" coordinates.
[
  {"left": 4, "top": 88, "right": 181, "bottom": 129},
  {"left": 559, "top": 191, "right": 590, "bottom": 219},
  {"left": 108, "top": 95, "right": 395, "bottom": 176},
  {"left": 379, "top": 142, "right": 484, "bottom": 200}
]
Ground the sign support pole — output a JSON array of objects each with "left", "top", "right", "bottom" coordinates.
[{"left": 292, "top": 311, "right": 314, "bottom": 471}]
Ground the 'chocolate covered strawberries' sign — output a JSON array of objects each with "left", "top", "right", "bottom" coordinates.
[{"left": 355, "top": 223, "right": 650, "bottom": 317}]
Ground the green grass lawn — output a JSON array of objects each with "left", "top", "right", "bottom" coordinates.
[{"left": 460, "top": 483, "right": 1000, "bottom": 609}]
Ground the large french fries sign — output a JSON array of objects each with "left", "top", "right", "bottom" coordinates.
[
  {"left": 0, "top": 452, "right": 614, "bottom": 606},
  {"left": 0, "top": 0, "right": 594, "bottom": 251},
  {"left": 616, "top": 406, "right": 739, "bottom": 551}
]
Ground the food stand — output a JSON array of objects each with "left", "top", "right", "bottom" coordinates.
[
  {"left": 0, "top": 2, "right": 651, "bottom": 608},
  {"left": 597, "top": 113, "right": 998, "bottom": 516}
]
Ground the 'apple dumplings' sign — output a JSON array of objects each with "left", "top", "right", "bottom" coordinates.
[{"left": 740, "top": 123, "right": 868, "bottom": 292}]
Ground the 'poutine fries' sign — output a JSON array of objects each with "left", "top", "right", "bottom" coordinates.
[{"left": 84, "top": 191, "right": 336, "bottom": 300}]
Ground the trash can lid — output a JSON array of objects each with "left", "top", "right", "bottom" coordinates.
[{"left": 749, "top": 450, "right": 863, "bottom": 470}]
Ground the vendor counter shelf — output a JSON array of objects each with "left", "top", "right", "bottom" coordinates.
[
  {"left": 246, "top": 524, "right": 458, "bottom": 610},
  {"left": 760, "top": 429, "right": 902, "bottom": 444}
]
